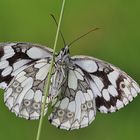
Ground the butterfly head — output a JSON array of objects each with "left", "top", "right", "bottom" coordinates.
[
  {"left": 60, "top": 45, "right": 70, "bottom": 56},
  {"left": 56, "top": 45, "right": 70, "bottom": 65}
]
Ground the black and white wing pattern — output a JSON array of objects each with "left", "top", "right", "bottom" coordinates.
[
  {"left": 1, "top": 43, "right": 139, "bottom": 128},
  {"left": 72, "top": 56, "right": 140, "bottom": 113},
  {"left": 49, "top": 66, "right": 96, "bottom": 130},
  {"left": 0, "top": 43, "right": 53, "bottom": 119}
]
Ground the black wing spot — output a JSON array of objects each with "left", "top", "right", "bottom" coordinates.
[
  {"left": 6, "top": 44, "right": 35, "bottom": 66},
  {"left": 0, "top": 74, "right": 13, "bottom": 85},
  {"left": 109, "top": 96, "right": 117, "bottom": 106},
  {"left": 92, "top": 71, "right": 112, "bottom": 89},
  {"left": 7, "top": 52, "right": 31, "bottom": 65},
  {"left": 96, "top": 96, "right": 111, "bottom": 109},
  {"left": 0, "top": 47, "right": 4, "bottom": 58}
]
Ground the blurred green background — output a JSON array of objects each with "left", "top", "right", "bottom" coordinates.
[{"left": 0, "top": 0, "right": 140, "bottom": 140}]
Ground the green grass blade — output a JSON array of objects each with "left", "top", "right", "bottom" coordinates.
[{"left": 35, "top": 0, "right": 66, "bottom": 140}]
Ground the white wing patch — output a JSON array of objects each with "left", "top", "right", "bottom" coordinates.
[
  {"left": 74, "top": 59, "right": 98, "bottom": 73},
  {"left": 26, "top": 47, "right": 52, "bottom": 59},
  {"left": 48, "top": 67, "right": 96, "bottom": 130}
]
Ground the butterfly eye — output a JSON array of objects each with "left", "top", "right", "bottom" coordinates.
[
  {"left": 67, "top": 112, "right": 74, "bottom": 118},
  {"left": 81, "top": 104, "right": 87, "bottom": 111},
  {"left": 57, "top": 109, "right": 65, "bottom": 117},
  {"left": 12, "top": 81, "right": 19, "bottom": 88},
  {"left": 32, "top": 102, "right": 40, "bottom": 110},
  {"left": 120, "top": 81, "right": 126, "bottom": 90},
  {"left": 16, "top": 86, "right": 23, "bottom": 93},
  {"left": 24, "top": 100, "right": 31, "bottom": 107},
  {"left": 87, "top": 101, "right": 93, "bottom": 109}
]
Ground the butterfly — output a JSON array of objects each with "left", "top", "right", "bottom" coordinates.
[{"left": 0, "top": 42, "right": 139, "bottom": 130}]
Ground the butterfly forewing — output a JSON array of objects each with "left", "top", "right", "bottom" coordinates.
[
  {"left": 0, "top": 43, "right": 53, "bottom": 89},
  {"left": 72, "top": 56, "right": 140, "bottom": 113}
]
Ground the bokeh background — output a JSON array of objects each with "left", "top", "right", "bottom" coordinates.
[{"left": 0, "top": 0, "right": 140, "bottom": 140}]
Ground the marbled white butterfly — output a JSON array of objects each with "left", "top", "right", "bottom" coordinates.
[{"left": 0, "top": 42, "right": 139, "bottom": 130}]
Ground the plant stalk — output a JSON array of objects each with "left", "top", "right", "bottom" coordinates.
[{"left": 36, "top": 0, "right": 66, "bottom": 140}]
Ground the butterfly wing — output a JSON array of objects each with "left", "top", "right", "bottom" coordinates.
[
  {"left": 0, "top": 43, "right": 53, "bottom": 119},
  {"left": 48, "top": 66, "right": 96, "bottom": 130},
  {"left": 0, "top": 43, "right": 53, "bottom": 89},
  {"left": 72, "top": 55, "right": 140, "bottom": 113}
]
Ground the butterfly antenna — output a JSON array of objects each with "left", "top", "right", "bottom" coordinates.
[
  {"left": 68, "top": 27, "right": 100, "bottom": 47},
  {"left": 50, "top": 14, "right": 66, "bottom": 46}
]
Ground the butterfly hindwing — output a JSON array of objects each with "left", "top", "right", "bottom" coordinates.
[
  {"left": 48, "top": 66, "right": 96, "bottom": 130},
  {"left": 4, "top": 59, "right": 52, "bottom": 119},
  {"left": 72, "top": 56, "right": 140, "bottom": 113}
]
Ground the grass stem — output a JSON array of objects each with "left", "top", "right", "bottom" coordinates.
[{"left": 36, "top": 0, "right": 66, "bottom": 140}]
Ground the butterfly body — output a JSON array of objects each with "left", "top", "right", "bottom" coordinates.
[{"left": 0, "top": 43, "right": 139, "bottom": 130}]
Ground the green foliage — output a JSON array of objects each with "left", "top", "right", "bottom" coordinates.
[{"left": 0, "top": 0, "right": 140, "bottom": 140}]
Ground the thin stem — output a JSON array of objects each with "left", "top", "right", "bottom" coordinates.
[{"left": 35, "top": 1, "right": 66, "bottom": 140}]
